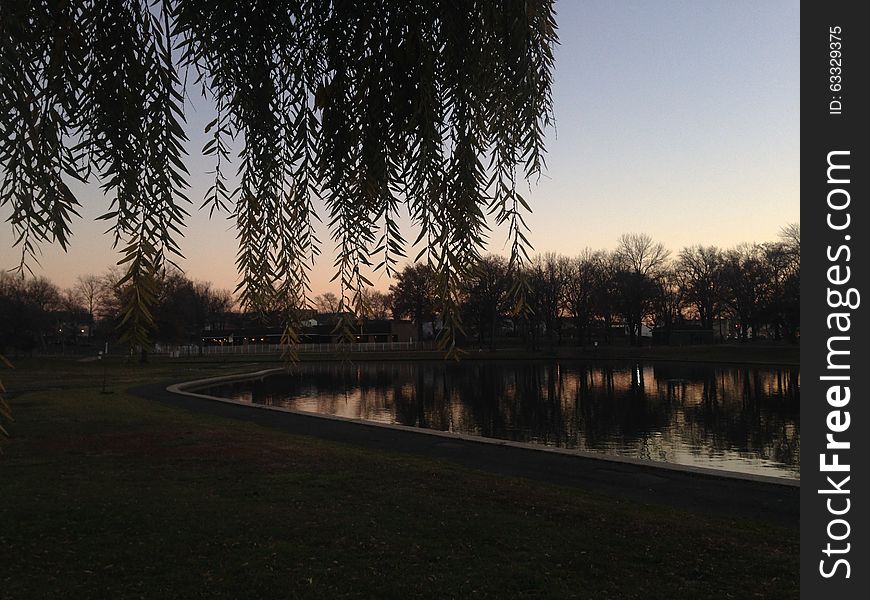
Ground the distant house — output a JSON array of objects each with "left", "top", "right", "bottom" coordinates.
[
  {"left": 356, "top": 319, "right": 416, "bottom": 343},
  {"left": 391, "top": 320, "right": 417, "bottom": 342}
]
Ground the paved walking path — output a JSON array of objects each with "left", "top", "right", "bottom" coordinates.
[{"left": 131, "top": 379, "right": 799, "bottom": 529}]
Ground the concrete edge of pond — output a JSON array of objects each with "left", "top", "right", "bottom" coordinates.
[{"left": 167, "top": 369, "right": 799, "bottom": 489}]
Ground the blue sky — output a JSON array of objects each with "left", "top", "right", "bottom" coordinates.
[{"left": 1, "top": 0, "right": 800, "bottom": 294}]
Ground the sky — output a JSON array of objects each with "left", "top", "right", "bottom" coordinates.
[{"left": 1, "top": 0, "right": 800, "bottom": 295}]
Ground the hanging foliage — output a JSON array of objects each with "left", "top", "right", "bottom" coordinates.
[{"left": 1, "top": 0, "right": 557, "bottom": 355}]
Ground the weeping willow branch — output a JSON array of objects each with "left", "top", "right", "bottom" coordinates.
[{"left": 1, "top": 0, "right": 557, "bottom": 354}]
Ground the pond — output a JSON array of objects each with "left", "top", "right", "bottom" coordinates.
[{"left": 200, "top": 360, "right": 800, "bottom": 480}]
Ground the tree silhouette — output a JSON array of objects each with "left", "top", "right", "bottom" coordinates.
[
  {"left": 312, "top": 292, "right": 342, "bottom": 315},
  {"left": 360, "top": 290, "right": 392, "bottom": 321},
  {"left": 722, "top": 244, "right": 770, "bottom": 341},
  {"left": 463, "top": 254, "right": 509, "bottom": 350},
  {"left": 1, "top": 1, "right": 558, "bottom": 353},
  {"left": 677, "top": 245, "right": 724, "bottom": 330},
  {"left": 614, "top": 234, "right": 670, "bottom": 345},
  {"left": 390, "top": 263, "right": 437, "bottom": 342},
  {"left": 562, "top": 250, "right": 603, "bottom": 347}
]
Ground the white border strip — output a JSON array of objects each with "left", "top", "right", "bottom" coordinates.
[{"left": 167, "top": 369, "right": 800, "bottom": 488}]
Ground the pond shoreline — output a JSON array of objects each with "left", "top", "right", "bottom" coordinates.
[
  {"left": 150, "top": 342, "right": 799, "bottom": 368},
  {"left": 132, "top": 371, "right": 799, "bottom": 528},
  {"left": 174, "top": 368, "right": 800, "bottom": 485},
  {"left": 180, "top": 358, "right": 801, "bottom": 482}
]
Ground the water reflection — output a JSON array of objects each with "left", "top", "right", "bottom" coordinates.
[{"left": 204, "top": 360, "right": 800, "bottom": 479}]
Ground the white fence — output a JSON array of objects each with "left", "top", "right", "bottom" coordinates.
[{"left": 154, "top": 340, "right": 435, "bottom": 357}]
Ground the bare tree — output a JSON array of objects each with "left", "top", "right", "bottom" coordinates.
[
  {"left": 722, "top": 244, "right": 770, "bottom": 341},
  {"left": 616, "top": 233, "right": 671, "bottom": 277},
  {"left": 74, "top": 275, "right": 104, "bottom": 332},
  {"left": 525, "top": 253, "right": 567, "bottom": 348},
  {"left": 562, "top": 249, "right": 604, "bottom": 346},
  {"left": 613, "top": 234, "right": 670, "bottom": 345},
  {"left": 312, "top": 292, "right": 342, "bottom": 315},
  {"left": 96, "top": 267, "right": 125, "bottom": 326},
  {"left": 763, "top": 240, "right": 800, "bottom": 341},
  {"left": 649, "top": 266, "right": 683, "bottom": 334},
  {"left": 360, "top": 290, "right": 392, "bottom": 321},
  {"left": 463, "top": 255, "right": 509, "bottom": 350},
  {"left": 591, "top": 251, "right": 622, "bottom": 345},
  {"left": 779, "top": 223, "right": 800, "bottom": 253},
  {"left": 677, "top": 245, "right": 724, "bottom": 330},
  {"left": 390, "top": 264, "right": 438, "bottom": 341}
]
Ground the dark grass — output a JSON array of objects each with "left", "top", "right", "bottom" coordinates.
[{"left": 2, "top": 359, "right": 798, "bottom": 599}]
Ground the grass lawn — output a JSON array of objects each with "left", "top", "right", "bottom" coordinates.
[{"left": 1, "top": 358, "right": 797, "bottom": 599}]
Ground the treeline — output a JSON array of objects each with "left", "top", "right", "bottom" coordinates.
[
  {"left": 0, "top": 269, "right": 233, "bottom": 355},
  {"left": 1, "top": 227, "right": 798, "bottom": 354},
  {"left": 389, "top": 227, "right": 800, "bottom": 349}
]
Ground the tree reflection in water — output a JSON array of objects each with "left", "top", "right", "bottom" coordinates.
[{"left": 205, "top": 360, "right": 800, "bottom": 479}]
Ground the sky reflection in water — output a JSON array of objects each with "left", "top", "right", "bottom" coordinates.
[{"left": 204, "top": 360, "right": 800, "bottom": 480}]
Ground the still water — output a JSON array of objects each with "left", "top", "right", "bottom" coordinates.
[{"left": 202, "top": 360, "right": 800, "bottom": 479}]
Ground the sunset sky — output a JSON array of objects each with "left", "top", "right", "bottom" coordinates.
[{"left": 0, "top": 0, "right": 800, "bottom": 295}]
